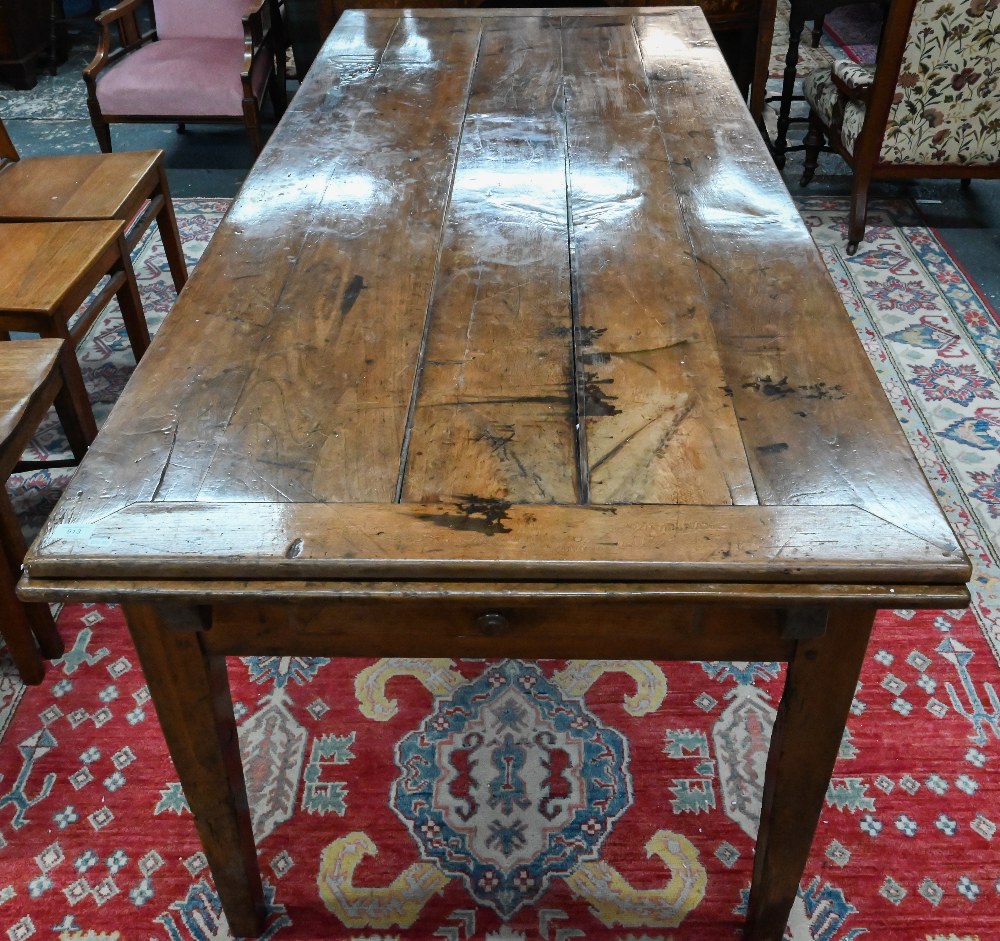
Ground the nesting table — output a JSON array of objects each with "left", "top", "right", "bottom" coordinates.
[{"left": 22, "top": 7, "right": 970, "bottom": 938}]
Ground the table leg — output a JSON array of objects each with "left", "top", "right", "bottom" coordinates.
[
  {"left": 123, "top": 603, "right": 266, "bottom": 937},
  {"left": 744, "top": 606, "right": 876, "bottom": 940}
]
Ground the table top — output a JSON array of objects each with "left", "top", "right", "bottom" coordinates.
[{"left": 23, "top": 7, "right": 970, "bottom": 604}]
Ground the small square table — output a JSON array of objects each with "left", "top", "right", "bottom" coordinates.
[{"left": 22, "top": 8, "right": 970, "bottom": 938}]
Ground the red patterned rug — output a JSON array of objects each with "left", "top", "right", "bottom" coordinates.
[{"left": 2, "top": 200, "right": 1000, "bottom": 940}]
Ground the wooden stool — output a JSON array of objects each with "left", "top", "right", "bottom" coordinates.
[
  {"left": 1, "top": 338, "right": 97, "bottom": 684},
  {"left": 0, "top": 118, "right": 187, "bottom": 293},
  {"left": 0, "top": 220, "right": 151, "bottom": 372}
]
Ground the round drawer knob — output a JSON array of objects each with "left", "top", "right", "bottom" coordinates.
[{"left": 476, "top": 612, "right": 511, "bottom": 636}]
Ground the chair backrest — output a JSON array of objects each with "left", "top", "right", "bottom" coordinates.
[
  {"left": 878, "top": 0, "right": 1000, "bottom": 166},
  {"left": 152, "top": 0, "right": 248, "bottom": 41}
]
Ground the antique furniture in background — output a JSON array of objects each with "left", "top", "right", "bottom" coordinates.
[
  {"left": 763, "top": 0, "right": 846, "bottom": 165},
  {"left": 82, "top": 0, "right": 287, "bottom": 154},
  {"left": 293, "top": 0, "right": 768, "bottom": 93},
  {"left": 0, "top": 339, "right": 95, "bottom": 684},
  {"left": 0, "top": 0, "right": 50, "bottom": 88},
  {"left": 23, "top": 8, "right": 970, "bottom": 939},
  {"left": 0, "top": 117, "right": 187, "bottom": 293},
  {"left": 800, "top": 0, "right": 1000, "bottom": 252}
]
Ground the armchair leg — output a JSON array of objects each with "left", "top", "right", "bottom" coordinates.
[
  {"left": 800, "top": 111, "right": 824, "bottom": 186},
  {"left": 93, "top": 118, "right": 112, "bottom": 153},
  {"left": 243, "top": 99, "right": 263, "bottom": 156},
  {"left": 847, "top": 167, "right": 874, "bottom": 255}
]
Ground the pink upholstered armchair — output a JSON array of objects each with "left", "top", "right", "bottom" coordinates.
[
  {"left": 799, "top": 0, "right": 1000, "bottom": 253},
  {"left": 83, "top": 0, "right": 287, "bottom": 155}
]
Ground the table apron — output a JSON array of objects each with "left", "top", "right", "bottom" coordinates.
[{"left": 194, "top": 599, "right": 835, "bottom": 661}]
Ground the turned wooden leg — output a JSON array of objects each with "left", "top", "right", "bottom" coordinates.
[
  {"left": 800, "top": 111, "right": 824, "bottom": 186},
  {"left": 123, "top": 603, "right": 266, "bottom": 937},
  {"left": 744, "top": 607, "right": 876, "bottom": 940}
]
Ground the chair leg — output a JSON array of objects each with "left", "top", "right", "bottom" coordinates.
[
  {"left": 153, "top": 163, "right": 189, "bottom": 293},
  {"left": 847, "top": 167, "right": 874, "bottom": 255},
  {"left": 0, "top": 557, "right": 45, "bottom": 685},
  {"left": 112, "top": 234, "right": 151, "bottom": 362},
  {"left": 89, "top": 107, "right": 113, "bottom": 153},
  {"left": 244, "top": 99, "right": 263, "bottom": 157},
  {"left": 52, "top": 340, "right": 97, "bottom": 461},
  {"left": 0, "top": 492, "right": 56, "bottom": 683},
  {"left": 800, "top": 111, "right": 825, "bottom": 186}
]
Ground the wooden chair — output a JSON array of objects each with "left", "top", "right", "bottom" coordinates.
[
  {"left": 0, "top": 115, "right": 187, "bottom": 293},
  {"left": 82, "top": 0, "right": 287, "bottom": 156},
  {"left": 799, "top": 0, "right": 1000, "bottom": 253},
  {"left": 0, "top": 220, "right": 151, "bottom": 380},
  {"left": 1, "top": 339, "right": 96, "bottom": 684}
]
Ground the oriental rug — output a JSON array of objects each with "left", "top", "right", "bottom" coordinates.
[{"left": 2, "top": 199, "right": 999, "bottom": 941}]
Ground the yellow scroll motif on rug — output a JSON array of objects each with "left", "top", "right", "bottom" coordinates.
[
  {"left": 354, "top": 658, "right": 465, "bottom": 720},
  {"left": 552, "top": 660, "right": 668, "bottom": 715},
  {"left": 564, "top": 830, "right": 707, "bottom": 928},
  {"left": 317, "top": 832, "right": 449, "bottom": 928}
]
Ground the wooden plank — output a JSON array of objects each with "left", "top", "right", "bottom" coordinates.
[
  {"left": 28, "top": 501, "right": 969, "bottom": 583},
  {"left": 560, "top": 15, "right": 756, "bottom": 505},
  {"left": 198, "top": 17, "right": 484, "bottom": 503},
  {"left": 400, "top": 15, "right": 579, "bottom": 503},
  {"left": 634, "top": 10, "right": 963, "bottom": 553}
]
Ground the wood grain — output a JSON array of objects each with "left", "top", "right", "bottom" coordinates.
[{"left": 17, "top": 13, "right": 970, "bottom": 941}]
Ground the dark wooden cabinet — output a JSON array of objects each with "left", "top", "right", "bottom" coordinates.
[
  {"left": 290, "top": 0, "right": 764, "bottom": 93},
  {"left": 0, "top": 0, "right": 49, "bottom": 89}
]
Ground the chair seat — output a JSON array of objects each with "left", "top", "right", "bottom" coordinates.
[
  {"left": 0, "top": 221, "right": 125, "bottom": 313},
  {"left": 95, "top": 38, "right": 268, "bottom": 118},
  {"left": 0, "top": 150, "right": 160, "bottom": 220}
]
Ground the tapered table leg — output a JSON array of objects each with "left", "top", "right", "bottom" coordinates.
[
  {"left": 123, "top": 603, "right": 266, "bottom": 937},
  {"left": 744, "top": 606, "right": 876, "bottom": 940}
]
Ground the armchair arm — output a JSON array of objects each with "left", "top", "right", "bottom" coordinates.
[
  {"left": 240, "top": 0, "right": 287, "bottom": 115},
  {"left": 83, "top": 0, "right": 158, "bottom": 88}
]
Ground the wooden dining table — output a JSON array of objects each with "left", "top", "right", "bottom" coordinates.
[{"left": 21, "top": 7, "right": 970, "bottom": 938}]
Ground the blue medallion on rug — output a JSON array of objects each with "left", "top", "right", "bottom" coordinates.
[{"left": 391, "top": 660, "right": 633, "bottom": 917}]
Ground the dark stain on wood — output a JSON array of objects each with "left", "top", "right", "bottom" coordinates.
[
  {"left": 744, "top": 375, "right": 795, "bottom": 398},
  {"left": 756, "top": 442, "right": 790, "bottom": 455},
  {"left": 584, "top": 373, "right": 620, "bottom": 416},
  {"left": 340, "top": 275, "right": 367, "bottom": 317},
  {"left": 800, "top": 382, "right": 847, "bottom": 400},
  {"left": 417, "top": 495, "right": 513, "bottom": 535}
]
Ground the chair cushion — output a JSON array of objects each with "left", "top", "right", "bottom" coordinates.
[
  {"left": 153, "top": 0, "right": 247, "bottom": 41},
  {"left": 95, "top": 39, "right": 267, "bottom": 118},
  {"left": 803, "top": 67, "right": 868, "bottom": 157}
]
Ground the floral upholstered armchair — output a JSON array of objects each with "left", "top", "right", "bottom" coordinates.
[{"left": 800, "top": 0, "right": 1000, "bottom": 253}]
